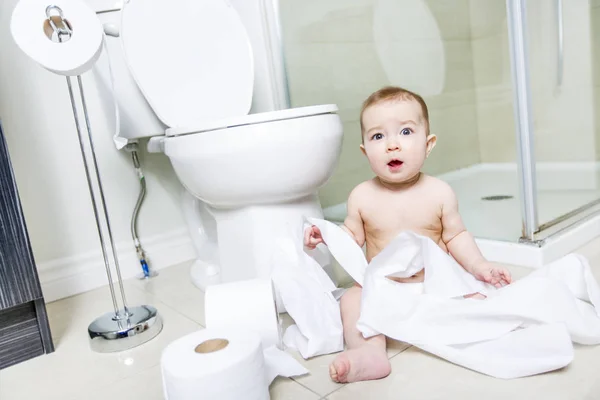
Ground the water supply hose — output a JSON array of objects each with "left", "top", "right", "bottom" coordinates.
[{"left": 129, "top": 146, "right": 155, "bottom": 278}]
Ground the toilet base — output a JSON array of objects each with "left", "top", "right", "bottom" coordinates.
[
  {"left": 190, "top": 259, "right": 221, "bottom": 291},
  {"left": 184, "top": 193, "right": 337, "bottom": 312}
]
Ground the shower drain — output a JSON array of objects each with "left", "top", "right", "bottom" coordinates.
[{"left": 481, "top": 195, "right": 513, "bottom": 201}]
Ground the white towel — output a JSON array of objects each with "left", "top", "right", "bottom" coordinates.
[{"left": 308, "top": 217, "right": 600, "bottom": 379}]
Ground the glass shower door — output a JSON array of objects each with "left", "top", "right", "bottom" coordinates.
[
  {"left": 508, "top": 0, "right": 600, "bottom": 241},
  {"left": 531, "top": 0, "right": 600, "bottom": 238},
  {"left": 277, "top": 0, "right": 523, "bottom": 242}
]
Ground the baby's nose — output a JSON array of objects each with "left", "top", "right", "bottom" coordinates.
[{"left": 387, "top": 141, "right": 400, "bottom": 151}]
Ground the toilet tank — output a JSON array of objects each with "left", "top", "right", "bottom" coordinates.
[
  {"left": 86, "top": 0, "right": 287, "bottom": 144},
  {"left": 89, "top": 1, "right": 166, "bottom": 142}
]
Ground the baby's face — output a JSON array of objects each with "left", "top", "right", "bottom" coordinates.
[{"left": 360, "top": 99, "right": 436, "bottom": 185}]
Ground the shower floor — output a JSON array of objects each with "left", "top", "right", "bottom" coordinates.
[{"left": 323, "top": 163, "right": 600, "bottom": 243}]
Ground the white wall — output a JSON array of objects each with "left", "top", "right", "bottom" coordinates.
[
  {"left": 280, "top": 0, "right": 599, "bottom": 209},
  {"left": 279, "top": 0, "right": 482, "bottom": 207},
  {"left": 470, "top": 0, "right": 596, "bottom": 163},
  {"left": 0, "top": 0, "right": 195, "bottom": 302}
]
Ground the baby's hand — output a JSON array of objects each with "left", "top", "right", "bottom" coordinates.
[
  {"left": 304, "top": 225, "right": 325, "bottom": 249},
  {"left": 471, "top": 261, "right": 512, "bottom": 288}
]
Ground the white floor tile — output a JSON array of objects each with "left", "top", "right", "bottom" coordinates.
[
  {"left": 4, "top": 236, "right": 600, "bottom": 399},
  {"left": 0, "top": 284, "right": 201, "bottom": 400},
  {"left": 130, "top": 260, "right": 206, "bottom": 326},
  {"left": 328, "top": 343, "right": 600, "bottom": 400}
]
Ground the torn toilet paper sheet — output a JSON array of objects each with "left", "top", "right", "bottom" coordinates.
[
  {"left": 271, "top": 237, "right": 344, "bottom": 359},
  {"left": 308, "top": 217, "right": 600, "bottom": 379},
  {"left": 204, "top": 279, "right": 309, "bottom": 383}
]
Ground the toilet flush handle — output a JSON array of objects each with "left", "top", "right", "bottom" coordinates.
[{"left": 103, "top": 23, "right": 120, "bottom": 37}]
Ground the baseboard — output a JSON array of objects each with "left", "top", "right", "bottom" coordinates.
[
  {"left": 476, "top": 238, "right": 543, "bottom": 268},
  {"left": 37, "top": 229, "right": 196, "bottom": 303},
  {"left": 476, "top": 213, "right": 600, "bottom": 268}
]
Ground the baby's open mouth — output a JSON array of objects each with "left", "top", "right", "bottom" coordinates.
[{"left": 388, "top": 160, "right": 403, "bottom": 167}]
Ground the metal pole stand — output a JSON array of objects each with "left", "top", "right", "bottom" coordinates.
[{"left": 46, "top": 6, "right": 162, "bottom": 353}]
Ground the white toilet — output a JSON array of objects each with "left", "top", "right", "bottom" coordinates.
[{"left": 98, "top": 0, "right": 344, "bottom": 292}]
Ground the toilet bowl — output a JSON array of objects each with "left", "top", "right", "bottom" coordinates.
[{"left": 98, "top": 0, "right": 344, "bottom": 293}]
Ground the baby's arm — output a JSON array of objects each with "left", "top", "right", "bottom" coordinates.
[
  {"left": 341, "top": 187, "right": 366, "bottom": 248},
  {"left": 439, "top": 182, "right": 511, "bottom": 286},
  {"left": 439, "top": 182, "right": 486, "bottom": 274},
  {"left": 304, "top": 186, "right": 366, "bottom": 248}
]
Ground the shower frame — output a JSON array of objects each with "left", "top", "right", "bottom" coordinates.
[{"left": 506, "top": 0, "right": 600, "bottom": 245}]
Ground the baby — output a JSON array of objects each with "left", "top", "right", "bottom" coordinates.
[{"left": 304, "top": 86, "right": 512, "bottom": 384}]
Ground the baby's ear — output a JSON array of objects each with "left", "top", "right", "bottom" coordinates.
[
  {"left": 426, "top": 134, "right": 437, "bottom": 157},
  {"left": 360, "top": 143, "right": 366, "bottom": 156}
]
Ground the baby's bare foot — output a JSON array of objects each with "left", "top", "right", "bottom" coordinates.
[
  {"left": 329, "top": 345, "right": 391, "bottom": 383},
  {"left": 464, "top": 292, "right": 487, "bottom": 300}
]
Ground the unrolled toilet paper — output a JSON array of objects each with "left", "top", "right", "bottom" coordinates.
[
  {"left": 205, "top": 279, "right": 282, "bottom": 350},
  {"left": 307, "top": 216, "right": 600, "bottom": 379},
  {"left": 270, "top": 236, "right": 344, "bottom": 359},
  {"left": 11, "top": 0, "right": 104, "bottom": 76},
  {"left": 161, "top": 329, "right": 270, "bottom": 400}
]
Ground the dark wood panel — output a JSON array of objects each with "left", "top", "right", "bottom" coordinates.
[
  {"left": 34, "top": 298, "right": 54, "bottom": 354},
  {"left": 0, "top": 302, "right": 44, "bottom": 369},
  {"left": 0, "top": 120, "right": 44, "bottom": 309}
]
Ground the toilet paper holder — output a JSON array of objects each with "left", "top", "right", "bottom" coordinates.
[
  {"left": 41, "top": 4, "right": 163, "bottom": 353},
  {"left": 46, "top": 4, "right": 73, "bottom": 43}
]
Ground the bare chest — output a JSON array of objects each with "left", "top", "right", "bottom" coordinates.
[{"left": 360, "top": 194, "right": 443, "bottom": 257}]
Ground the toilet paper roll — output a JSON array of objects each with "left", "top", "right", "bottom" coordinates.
[
  {"left": 11, "top": 0, "right": 104, "bottom": 76},
  {"left": 205, "top": 278, "right": 282, "bottom": 350},
  {"left": 161, "top": 328, "right": 269, "bottom": 400}
]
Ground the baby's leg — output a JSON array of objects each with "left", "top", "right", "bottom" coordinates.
[{"left": 330, "top": 285, "right": 391, "bottom": 383}]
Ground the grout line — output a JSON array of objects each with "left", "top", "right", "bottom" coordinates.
[
  {"left": 286, "top": 378, "right": 324, "bottom": 399},
  {"left": 388, "top": 344, "right": 413, "bottom": 360},
  {"left": 322, "top": 383, "right": 347, "bottom": 398},
  {"left": 291, "top": 374, "right": 343, "bottom": 398}
]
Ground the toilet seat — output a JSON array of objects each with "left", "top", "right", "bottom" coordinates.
[
  {"left": 165, "top": 104, "right": 339, "bottom": 137},
  {"left": 120, "top": 0, "right": 254, "bottom": 129}
]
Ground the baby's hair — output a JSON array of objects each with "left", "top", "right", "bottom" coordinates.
[{"left": 360, "top": 86, "right": 430, "bottom": 135}]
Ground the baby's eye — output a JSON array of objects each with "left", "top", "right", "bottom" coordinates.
[
  {"left": 401, "top": 128, "right": 412, "bottom": 135},
  {"left": 372, "top": 133, "right": 384, "bottom": 140}
]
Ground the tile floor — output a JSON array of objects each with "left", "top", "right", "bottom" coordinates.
[{"left": 3, "top": 237, "right": 600, "bottom": 399}]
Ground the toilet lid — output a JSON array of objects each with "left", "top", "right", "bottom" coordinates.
[
  {"left": 165, "top": 104, "right": 339, "bottom": 136},
  {"left": 120, "top": 0, "right": 254, "bottom": 128}
]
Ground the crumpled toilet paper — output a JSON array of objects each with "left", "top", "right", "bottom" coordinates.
[
  {"left": 204, "top": 278, "right": 308, "bottom": 377},
  {"left": 271, "top": 236, "right": 344, "bottom": 359},
  {"left": 307, "top": 217, "right": 600, "bottom": 379}
]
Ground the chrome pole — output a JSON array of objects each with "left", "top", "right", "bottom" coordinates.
[
  {"left": 65, "top": 75, "right": 120, "bottom": 318},
  {"left": 76, "top": 76, "right": 130, "bottom": 316},
  {"left": 506, "top": 0, "right": 539, "bottom": 240}
]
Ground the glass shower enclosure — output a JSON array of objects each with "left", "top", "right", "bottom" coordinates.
[{"left": 276, "top": 0, "right": 600, "bottom": 246}]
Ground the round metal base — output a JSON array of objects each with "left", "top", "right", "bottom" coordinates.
[{"left": 88, "top": 305, "right": 163, "bottom": 353}]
